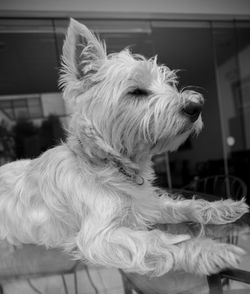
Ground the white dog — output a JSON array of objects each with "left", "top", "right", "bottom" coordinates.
[{"left": 0, "top": 19, "right": 248, "bottom": 277}]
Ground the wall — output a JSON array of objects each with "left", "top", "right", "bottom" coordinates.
[{"left": 1, "top": 0, "right": 250, "bottom": 18}]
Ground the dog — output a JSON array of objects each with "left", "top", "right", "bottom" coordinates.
[{"left": 0, "top": 19, "right": 248, "bottom": 277}]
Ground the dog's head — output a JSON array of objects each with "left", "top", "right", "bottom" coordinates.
[{"left": 60, "top": 19, "right": 203, "bottom": 161}]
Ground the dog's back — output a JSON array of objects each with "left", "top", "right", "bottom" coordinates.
[
  {"left": 0, "top": 145, "right": 82, "bottom": 247},
  {"left": 0, "top": 159, "right": 31, "bottom": 243}
]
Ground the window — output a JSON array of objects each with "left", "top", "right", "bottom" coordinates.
[{"left": 0, "top": 96, "right": 43, "bottom": 120}]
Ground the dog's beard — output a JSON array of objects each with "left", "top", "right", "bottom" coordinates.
[
  {"left": 109, "top": 114, "right": 203, "bottom": 162},
  {"left": 150, "top": 131, "right": 190, "bottom": 154},
  {"left": 148, "top": 117, "right": 203, "bottom": 154}
]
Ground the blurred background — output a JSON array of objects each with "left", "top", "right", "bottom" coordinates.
[{"left": 0, "top": 0, "right": 250, "bottom": 200}]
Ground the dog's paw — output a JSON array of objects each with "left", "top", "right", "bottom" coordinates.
[
  {"left": 194, "top": 242, "right": 245, "bottom": 275},
  {"left": 218, "top": 198, "right": 248, "bottom": 224},
  {"left": 178, "top": 238, "right": 245, "bottom": 275},
  {"left": 203, "top": 198, "right": 249, "bottom": 225}
]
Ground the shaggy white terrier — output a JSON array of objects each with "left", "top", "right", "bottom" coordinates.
[{"left": 0, "top": 19, "right": 248, "bottom": 277}]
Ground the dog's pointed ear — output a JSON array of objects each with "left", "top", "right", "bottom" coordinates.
[{"left": 60, "top": 19, "right": 106, "bottom": 100}]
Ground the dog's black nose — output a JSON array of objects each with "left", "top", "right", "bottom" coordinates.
[{"left": 182, "top": 101, "right": 203, "bottom": 122}]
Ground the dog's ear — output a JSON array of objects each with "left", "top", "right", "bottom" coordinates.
[{"left": 60, "top": 18, "right": 106, "bottom": 100}]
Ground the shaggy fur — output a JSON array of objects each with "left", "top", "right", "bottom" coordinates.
[{"left": 0, "top": 19, "right": 248, "bottom": 277}]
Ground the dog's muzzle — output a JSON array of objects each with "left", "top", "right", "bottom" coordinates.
[{"left": 181, "top": 91, "right": 204, "bottom": 122}]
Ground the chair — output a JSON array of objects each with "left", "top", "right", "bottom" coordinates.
[
  {"left": 207, "top": 269, "right": 250, "bottom": 294},
  {"left": 183, "top": 175, "right": 247, "bottom": 200}
]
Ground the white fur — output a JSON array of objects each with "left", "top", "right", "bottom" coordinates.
[{"left": 0, "top": 19, "right": 248, "bottom": 277}]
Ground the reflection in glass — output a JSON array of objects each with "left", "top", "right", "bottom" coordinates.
[{"left": 213, "top": 22, "right": 250, "bottom": 203}]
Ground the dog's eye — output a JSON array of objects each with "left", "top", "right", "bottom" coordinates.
[{"left": 129, "top": 88, "right": 148, "bottom": 96}]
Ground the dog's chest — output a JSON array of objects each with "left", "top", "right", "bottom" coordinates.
[
  {"left": 121, "top": 209, "right": 146, "bottom": 230},
  {"left": 116, "top": 197, "right": 150, "bottom": 230}
]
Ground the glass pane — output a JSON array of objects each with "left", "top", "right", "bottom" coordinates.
[
  {"left": 2, "top": 107, "right": 14, "bottom": 119},
  {"left": 0, "top": 19, "right": 65, "bottom": 163},
  {"left": 28, "top": 97, "right": 40, "bottom": 106},
  {"left": 234, "top": 22, "right": 250, "bottom": 198},
  {"left": 0, "top": 19, "right": 59, "bottom": 95},
  {"left": 28, "top": 97, "right": 43, "bottom": 118},
  {"left": 236, "top": 23, "right": 250, "bottom": 150},
  {"left": 13, "top": 99, "right": 27, "bottom": 107},
  {"left": 0, "top": 100, "right": 11, "bottom": 108},
  {"left": 14, "top": 107, "right": 29, "bottom": 119},
  {"left": 213, "top": 22, "right": 250, "bottom": 200},
  {"left": 29, "top": 106, "right": 42, "bottom": 118},
  {"left": 213, "top": 24, "right": 239, "bottom": 156},
  {"left": 152, "top": 22, "right": 224, "bottom": 188}
]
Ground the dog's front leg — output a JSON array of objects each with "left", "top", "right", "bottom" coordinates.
[
  {"left": 156, "top": 193, "right": 248, "bottom": 225},
  {"left": 173, "top": 237, "right": 245, "bottom": 275},
  {"left": 75, "top": 223, "right": 190, "bottom": 277},
  {"left": 75, "top": 224, "right": 244, "bottom": 276}
]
